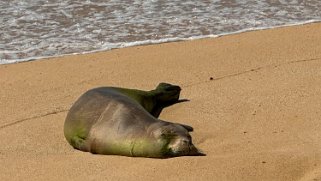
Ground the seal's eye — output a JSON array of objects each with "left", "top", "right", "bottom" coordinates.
[{"left": 160, "top": 132, "right": 175, "bottom": 139}]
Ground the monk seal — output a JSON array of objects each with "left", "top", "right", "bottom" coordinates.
[{"left": 64, "top": 83, "right": 204, "bottom": 158}]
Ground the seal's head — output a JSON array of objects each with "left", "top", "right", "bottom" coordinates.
[{"left": 153, "top": 123, "right": 204, "bottom": 157}]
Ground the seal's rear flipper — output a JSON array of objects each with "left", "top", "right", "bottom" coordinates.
[
  {"left": 176, "top": 99, "right": 190, "bottom": 103},
  {"left": 177, "top": 123, "right": 194, "bottom": 132},
  {"left": 156, "top": 82, "right": 181, "bottom": 92},
  {"left": 155, "top": 83, "right": 181, "bottom": 103},
  {"left": 151, "top": 83, "right": 189, "bottom": 118},
  {"left": 150, "top": 99, "right": 190, "bottom": 118}
]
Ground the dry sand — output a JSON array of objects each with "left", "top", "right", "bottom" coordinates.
[{"left": 1, "top": 23, "right": 321, "bottom": 181}]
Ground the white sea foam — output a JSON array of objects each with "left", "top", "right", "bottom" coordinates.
[{"left": 0, "top": 0, "right": 321, "bottom": 64}]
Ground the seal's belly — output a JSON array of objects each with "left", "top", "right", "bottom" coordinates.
[{"left": 88, "top": 135, "right": 164, "bottom": 157}]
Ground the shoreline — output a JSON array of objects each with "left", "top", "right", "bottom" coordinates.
[
  {"left": 1, "top": 23, "right": 321, "bottom": 180},
  {"left": 2, "top": 20, "right": 321, "bottom": 65}
]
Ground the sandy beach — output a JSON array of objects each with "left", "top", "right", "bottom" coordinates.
[{"left": 1, "top": 23, "right": 321, "bottom": 180}]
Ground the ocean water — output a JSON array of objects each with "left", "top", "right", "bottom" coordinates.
[{"left": 0, "top": 0, "right": 321, "bottom": 64}]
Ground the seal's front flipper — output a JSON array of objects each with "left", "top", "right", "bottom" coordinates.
[
  {"left": 70, "top": 136, "right": 88, "bottom": 152},
  {"left": 177, "top": 123, "right": 193, "bottom": 132},
  {"left": 161, "top": 120, "right": 194, "bottom": 132}
]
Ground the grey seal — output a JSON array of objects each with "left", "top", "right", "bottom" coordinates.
[{"left": 64, "top": 83, "right": 204, "bottom": 158}]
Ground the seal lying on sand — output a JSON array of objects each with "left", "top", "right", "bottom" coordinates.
[{"left": 64, "top": 83, "right": 204, "bottom": 158}]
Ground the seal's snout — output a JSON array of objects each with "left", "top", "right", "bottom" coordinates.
[
  {"left": 169, "top": 137, "right": 205, "bottom": 157},
  {"left": 169, "top": 137, "right": 193, "bottom": 154},
  {"left": 188, "top": 144, "right": 206, "bottom": 156}
]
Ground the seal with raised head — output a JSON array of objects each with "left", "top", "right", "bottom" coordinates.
[{"left": 64, "top": 83, "right": 204, "bottom": 158}]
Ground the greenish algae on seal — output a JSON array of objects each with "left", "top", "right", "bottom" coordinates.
[{"left": 64, "top": 83, "right": 204, "bottom": 158}]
